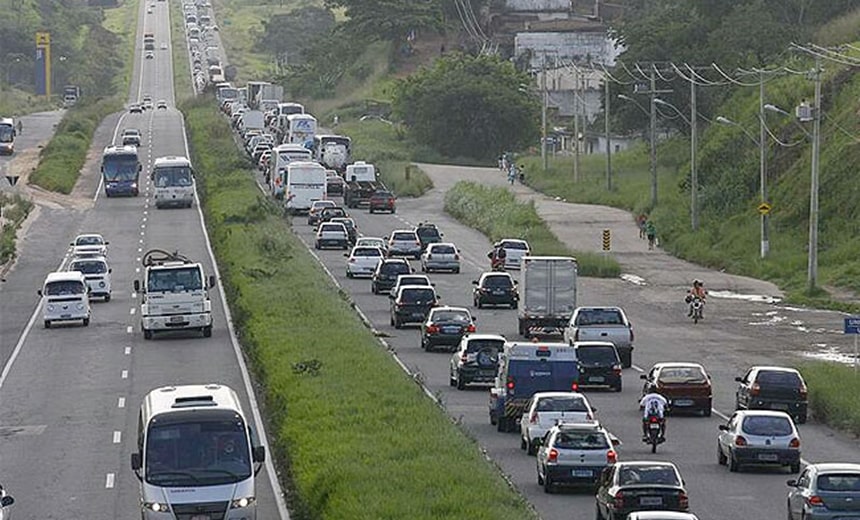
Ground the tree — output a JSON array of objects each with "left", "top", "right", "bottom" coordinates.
[
  {"left": 392, "top": 53, "right": 539, "bottom": 160},
  {"left": 256, "top": 7, "right": 335, "bottom": 64},
  {"left": 322, "top": 0, "right": 444, "bottom": 42}
]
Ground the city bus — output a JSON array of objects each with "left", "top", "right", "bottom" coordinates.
[
  {"left": 151, "top": 156, "right": 195, "bottom": 208},
  {"left": 101, "top": 145, "right": 141, "bottom": 197},
  {"left": 0, "top": 118, "right": 16, "bottom": 155}
]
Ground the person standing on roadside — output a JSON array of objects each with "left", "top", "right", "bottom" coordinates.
[
  {"left": 15, "top": 120, "right": 22, "bottom": 135},
  {"left": 637, "top": 213, "right": 647, "bottom": 239},
  {"left": 645, "top": 220, "right": 657, "bottom": 250}
]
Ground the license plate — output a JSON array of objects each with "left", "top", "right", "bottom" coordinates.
[
  {"left": 443, "top": 327, "right": 460, "bottom": 334},
  {"left": 412, "top": 313, "right": 424, "bottom": 318},
  {"left": 572, "top": 469, "right": 592, "bottom": 477},
  {"left": 61, "top": 314, "right": 71, "bottom": 318},
  {"left": 640, "top": 496, "right": 663, "bottom": 506},
  {"left": 492, "top": 290, "right": 505, "bottom": 295},
  {"left": 757, "top": 453, "right": 779, "bottom": 461},
  {"left": 648, "top": 423, "right": 661, "bottom": 430},
  {"left": 588, "top": 376, "right": 605, "bottom": 383},
  {"left": 170, "top": 316, "right": 185, "bottom": 323},
  {"left": 190, "top": 516, "right": 211, "bottom": 520},
  {"left": 673, "top": 399, "right": 694, "bottom": 406},
  {"left": 772, "top": 403, "right": 790, "bottom": 411}
]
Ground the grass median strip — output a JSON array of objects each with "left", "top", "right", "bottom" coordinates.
[
  {"left": 181, "top": 97, "right": 537, "bottom": 520},
  {"left": 802, "top": 361, "right": 860, "bottom": 436},
  {"left": 0, "top": 193, "right": 34, "bottom": 265},
  {"left": 444, "top": 181, "right": 621, "bottom": 278}
]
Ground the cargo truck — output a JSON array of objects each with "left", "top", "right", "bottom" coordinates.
[
  {"left": 343, "top": 161, "right": 383, "bottom": 208},
  {"left": 517, "top": 256, "right": 578, "bottom": 337}
]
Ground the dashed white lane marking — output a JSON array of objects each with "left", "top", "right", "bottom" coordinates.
[
  {"left": 124, "top": 346, "right": 132, "bottom": 355},
  {"left": 139, "top": 230, "right": 145, "bottom": 236},
  {"left": 132, "top": 292, "right": 137, "bottom": 298},
  {"left": 137, "top": 247, "right": 142, "bottom": 253},
  {"left": 117, "top": 397, "right": 126, "bottom": 409},
  {"left": 105, "top": 473, "right": 115, "bottom": 489},
  {"left": 113, "top": 431, "right": 122, "bottom": 444},
  {"left": 126, "top": 326, "right": 133, "bottom": 334},
  {"left": 121, "top": 370, "right": 128, "bottom": 379},
  {"left": 135, "top": 267, "right": 140, "bottom": 273},
  {"left": 130, "top": 308, "right": 136, "bottom": 315}
]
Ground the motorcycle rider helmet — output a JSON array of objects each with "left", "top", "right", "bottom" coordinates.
[{"left": 693, "top": 279, "right": 702, "bottom": 287}]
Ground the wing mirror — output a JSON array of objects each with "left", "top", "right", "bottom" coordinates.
[
  {"left": 718, "top": 424, "right": 729, "bottom": 431},
  {"left": 640, "top": 374, "right": 647, "bottom": 380},
  {"left": 208, "top": 275, "right": 216, "bottom": 289},
  {"left": 130, "top": 452, "right": 142, "bottom": 480},
  {"left": 734, "top": 376, "right": 744, "bottom": 383},
  {"left": 37, "top": 289, "right": 43, "bottom": 297},
  {"left": 472, "top": 280, "right": 478, "bottom": 285},
  {"left": 786, "top": 479, "right": 798, "bottom": 487},
  {"left": 252, "top": 445, "right": 266, "bottom": 463},
  {"left": 133, "top": 280, "right": 141, "bottom": 292},
  {"left": 610, "top": 435, "right": 622, "bottom": 447},
  {"left": 0, "top": 495, "right": 13, "bottom": 507}
]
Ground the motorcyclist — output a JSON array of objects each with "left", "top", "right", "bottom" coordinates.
[
  {"left": 487, "top": 244, "right": 507, "bottom": 270},
  {"left": 639, "top": 392, "right": 669, "bottom": 441},
  {"left": 685, "top": 279, "right": 707, "bottom": 317}
]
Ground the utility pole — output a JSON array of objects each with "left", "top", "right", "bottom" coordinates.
[
  {"left": 759, "top": 71, "right": 769, "bottom": 258},
  {"left": 541, "top": 55, "right": 548, "bottom": 172},
  {"left": 690, "top": 79, "right": 698, "bottom": 231},
  {"left": 808, "top": 56, "right": 822, "bottom": 290},
  {"left": 649, "top": 67, "right": 657, "bottom": 207},
  {"left": 572, "top": 66, "right": 580, "bottom": 182},
  {"left": 604, "top": 76, "right": 612, "bottom": 191}
]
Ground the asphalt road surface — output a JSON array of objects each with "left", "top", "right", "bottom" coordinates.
[
  {"left": 0, "top": 1, "right": 287, "bottom": 518},
  {"left": 0, "top": 110, "right": 64, "bottom": 193}
]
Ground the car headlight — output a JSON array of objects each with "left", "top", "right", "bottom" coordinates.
[
  {"left": 142, "top": 502, "right": 171, "bottom": 513},
  {"left": 131, "top": 183, "right": 138, "bottom": 188},
  {"left": 47, "top": 304, "right": 55, "bottom": 312},
  {"left": 76, "top": 303, "right": 85, "bottom": 310},
  {"left": 230, "top": 496, "right": 256, "bottom": 509},
  {"left": 99, "top": 281, "right": 106, "bottom": 288}
]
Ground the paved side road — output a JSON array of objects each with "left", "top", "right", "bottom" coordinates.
[{"left": 0, "top": 110, "right": 65, "bottom": 193}]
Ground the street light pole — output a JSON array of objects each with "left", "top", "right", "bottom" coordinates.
[
  {"left": 649, "top": 68, "right": 657, "bottom": 207},
  {"left": 604, "top": 77, "right": 612, "bottom": 191},
  {"left": 541, "top": 56, "right": 548, "bottom": 172},
  {"left": 759, "top": 72, "right": 769, "bottom": 258},
  {"left": 572, "top": 66, "right": 580, "bottom": 181},
  {"left": 690, "top": 79, "right": 698, "bottom": 231},
  {"left": 808, "top": 57, "right": 822, "bottom": 290}
]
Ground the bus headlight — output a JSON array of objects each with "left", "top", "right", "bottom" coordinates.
[
  {"left": 76, "top": 303, "right": 85, "bottom": 310},
  {"left": 46, "top": 304, "right": 55, "bottom": 312},
  {"left": 142, "top": 502, "right": 171, "bottom": 513},
  {"left": 230, "top": 496, "right": 256, "bottom": 509}
]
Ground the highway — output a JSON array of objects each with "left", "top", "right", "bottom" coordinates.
[{"left": 0, "top": 0, "right": 286, "bottom": 518}]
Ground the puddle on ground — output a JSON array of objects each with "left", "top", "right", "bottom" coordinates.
[
  {"left": 709, "top": 290, "right": 782, "bottom": 304},
  {"left": 802, "top": 343, "right": 860, "bottom": 365},
  {"left": 620, "top": 273, "right": 647, "bottom": 286}
]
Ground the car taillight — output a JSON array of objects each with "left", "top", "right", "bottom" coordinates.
[
  {"left": 613, "top": 491, "right": 624, "bottom": 510},
  {"left": 466, "top": 324, "right": 476, "bottom": 333},
  {"left": 799, "top": 384, "right": 808, "bottom": 399},
  {"left": 789, "top": 438, "right": 801, "bottom": 448},
  {"left": 529, "top": 412, "right": 538, "bottom": 424},
  {"left": 606, "top": 450, "right": 617, "bottom": 464},
  {"left": 571, "top": 382, "right": 579, "bottom": 391},
  {"left": 612, "top": 364, "right": 622, "bottom": 375},
  {"left": 735, "top": 436, "right": 747, "bottom": 446},
  {"left": 506, "top": 377, "right": 515, "bottom": 390},
  {"left": 649, "top": 416, "right": 660, "bottom": 423},
  {"left": 679, "top": 491, "right": 689, "bottom": 510},
  {"left": 750, "top": 383, "right": 760, "bottom": 396},
  {"left": 807, "top": 495, "right": 824, "bottom": 506},
  {"left": 547, "top": 448, "right": 558, "bottom": 463},
  {"left": 426, "top": 324, "right": 439, "bottom": 334}
]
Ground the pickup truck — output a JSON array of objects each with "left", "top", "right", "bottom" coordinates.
[{"left": 563, "top": 306, "right": 634, "bottom": 368}]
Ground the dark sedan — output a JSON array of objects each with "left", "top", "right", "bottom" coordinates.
[
  {"left": 735, "top": 366, "right": 808, "bottom": 423},
  {"left": 421, "top": 306, "right": 475, "bottom": 352},
  {"left": 472, "top": 272, "right": 518, "bottom": 308},
  {"left": 389, "top": 285, "right": 439, "bottom": 329},
  {"left": 371, "top": 259, "right": 412, "bottom": 294},
  {"left": 596, "top": 461, "right": 690, "bottom": 520}
]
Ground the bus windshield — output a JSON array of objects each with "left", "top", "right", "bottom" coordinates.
[
  {"left": 102, "top": 154, "right": 139, "bottom": 182},
  {"left": 146, "top": 416, "right": 252, "bottom": 487},
  {"left": 0, "top": 124, "right": 13, "bottom": 143},
  {"left": 153, "top": 166, "right": 193, "bottom": 188}
]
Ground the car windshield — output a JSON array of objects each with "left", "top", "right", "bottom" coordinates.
[
  {"left": 465, "top": 339, "right": 504, "bottom": 353},
  {"left": 148, "top": 267, "right": 203, "bottom": 292},
  {"left": 392, "top": 232, "right": 416, "bottom": 241},
  {"left": 576, "top": 347, "right": 617, "bottom": 364},
  {"left": 320, "top": 224, "right": 344, "bottom": 233},
  {"left": 333, "top": 219, "right": 355, "bottom": 229},
  {"left": 396, "top": 277, "right": 429, "bottom": 287},
  {"left": 76, "top": 236, "right": 103, "bottom": 246},
  {"left": 536, "top": 396, "right": 589, "bottom": 412},
  {"left": 124, "top": 130, "right": 140, "bottom": 137},
  {"left": 554, "top": 431, "right": 608, "bottom": 450},
  {"left": 145, "top": 416, "right": 251, "bottom": 487},
  {"left": 431, "top": 310, "right": 471, "bottom": 323},
  {"left": 323, "top": 209, "right": 346, "bottom": 217},
  {"left": 618, "top": 465, "right": 680, "bottom": 486},
  {"left": 381, "top": 262, "right": 410, "bottom": 275},
  {"left": 817, "top": 473, "right": 860, "bottom": 491},
  {"left": 373, "top": 191, "right": 393, "bottom": 198},
  {"left": 741, "top": 415, "right": 793, "bottom": 436},
  {"left": 756, "top": 370, "right": 802, "bottom": 387},
  {"left": 400, "top": 289, "right": 435, "bottom": 303},
  {"left": 0, "top": 125, "right": 13, "bottom": 143},
  {"left": 482, "top": 275, "right": 513, "bottom": 288},
  {"left": 153, "top": 166, "right": 193, "bottom": 187},
  {"left": 70, "top": 260, "right": 107, "bottom": 274},
  {"left": 430, "top": 245, "right": 455, "bottom": 254},
  {"left": 500, "top": 240, "right": 528, "bottom": 250},
  {"left": 352, "top": 248, "right": 381, "bottom": 257},
  {"left": 575, "top": 309, "right": 624, "bottom": 326},
  {"left": 44, "top": 280, "right": 86, "bottom": 296},
  {"left": 358, "top": 239, "right": 385, "bottom": 249},
  {"left": 659, "top": 367, "right": 707, "bottom": 383}
]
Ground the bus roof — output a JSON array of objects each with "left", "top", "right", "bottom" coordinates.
[
  {"left": 103, "top": 145, "right": 138, "bottom": 156},
  {"left": 142, "top": 384, "right": 245, "bottom": 422},
  {"left": 153, "top": 156, "right": 192, "bottom": 168}
]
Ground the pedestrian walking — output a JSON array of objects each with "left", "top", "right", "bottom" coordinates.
[
  {"left": 645, "top": 220, "right": 657, "bottom": 250},
  {"left": 637, "top": 213, "right": 647, "bottom": 239},
  {"left": 15, "top": 120, "right": 22, "bottom": 135}
]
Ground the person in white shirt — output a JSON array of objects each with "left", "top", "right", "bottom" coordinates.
[{"left": 639, "top": 392, "right": 669, "bottom": 440}]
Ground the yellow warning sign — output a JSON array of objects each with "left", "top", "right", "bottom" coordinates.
[
  {"left": 602, "top": 229, "right": 611, "bottom": 251},
  {"left": 757, "top": 202, "right": 772, "bottom": 215}
]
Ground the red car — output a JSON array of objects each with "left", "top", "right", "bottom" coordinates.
[
  {"left": 368, "top": 190, "right": 396, "bottom": 214},
  {"left": 640, "top": 362, "right": 713, "bottom": 416}
]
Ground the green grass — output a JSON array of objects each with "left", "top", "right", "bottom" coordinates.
[
  {"left": 802, "top": 361, "right": 860, "bottom": 435},
  {"left": 181, "top": 96, "right": 538, "bottom": 520},
  {"left": 103, "top": 0, "right": 140, "bottom": 97},
  {"left": 213, "top": 0, "right": 290, "bottom": 82},
  {"left": 169, "top": 0, "right": 193, "bottom": 101},
  {"left": 444, "top": 181, "right": 621, "bottom": 278},
  {"left": 29, "top": 97, "right": 122, "bottom": 193},
  {"left": 0, "top": 86, "right": 58, "bottom": 116},
  {"left": 0, "top": 193, "right": 34, "bottom": 265}
]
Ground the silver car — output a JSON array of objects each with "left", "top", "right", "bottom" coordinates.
[
  {"left": 520, "top": 391, "right": 597, "bottom": 455},
  {"left": 717, "top": 410, "right": 801, "bottom": 473},
  {"left": 386, "top": 229, "right": 422, "bottom": 259},
  {"left": 420, "top": 242, "right": 461, "bottom": 273},
  {"left": 787, "top": 463, "right": 860, "bottom": 520},
  {"left": 497, "top": 238, "right": 530, "bottom": 269},
  {"left": 345, "top": 246, "right": 384, "bottom": 278},
  {"left": 536, "top": 422, "right": 619, "bottom": 492}
]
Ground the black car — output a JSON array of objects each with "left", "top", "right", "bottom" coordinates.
[
  {"left": 735, "top": 366, "right": 808, "bottom": 423},
  {"left": 330, "top": 217, "right": 357, "bottom": 245},
  {"left": 596, "top": 461, "right": 690, "bottom": 519},
  {"left": 319, "top": 206, "right": 348, "bottom": 224},
  {"left": 420, "top": 306, "right": 475, "bottom": 352},
  {"left": 472, "top": 272, "right": 518, "bottom": 308},
  {"left": 449, "top": 334, "right": 506, "bottom": 389},
  {"left": 371, "top": 259, "right": 412, "bottom": 294},
  {"left": 389, "top": 285, "right": 439, "bottom": 329},
  {"left": 573, "top": 341, "right": 622, "bottom": 392},
  {"left": 414, "top": 222, "right": 443, "bottom": 250}
]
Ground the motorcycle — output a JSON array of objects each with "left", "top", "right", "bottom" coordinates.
[
  {"left": 643, "top": 414, "right": 665, "bottom": 453},
  {"left": 688, "top": 296, "right": 704, "bottom": 324},
  {"left": 491, "top": 257, "right": 506, "bottom": 271}
]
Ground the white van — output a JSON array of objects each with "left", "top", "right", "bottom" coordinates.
[
  {"left": 131, "top": 384, "right": 266, "bottom": 520},
  {"left": 269, "top": 143, "right": 312, "bottom": 198},
  {"left": 285, "top": 161, "right": 326, "bottom": 213},
  {"left": 38, "top": 271, "right": 91, "bottom": 328},
  {"left": 152, "top": 156, "right": 195, "bottom": 208},
  {"left": 68, "top": 255, "right": 112, "bottom": 301}
]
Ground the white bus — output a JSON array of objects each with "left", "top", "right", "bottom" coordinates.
[
  {"left": 285, "top": 161, "right": 326, "bottom": 213},
  {"left": 285, "top": 113, "right": 316, "bottom": 146},
  {"left": 152, "top": 156, "right": 195, "bottom": 209},
  {"left": 130, "top": 384, "right": 266, "bottom": 520}
]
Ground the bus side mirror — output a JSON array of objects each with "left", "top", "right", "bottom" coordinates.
[
  {"left": 252, "top": 445, "right": 266, "bottom": 463},
  {"left": 37, "top": 289, "right": 43, "bottom": 297},
  {"left": 208, "top": 275, "right": 216, "bottom": 289},
  {"left": 133, "top": 280, "right": 140, "bottom": 292},
  {"left": 0, "top": 495, "right": 14, "bottom": 507},
  {"left": 131, "top": 452, "right": 142, "bottom": 471}
]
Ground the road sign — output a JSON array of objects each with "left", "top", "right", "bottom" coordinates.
[
  {"left": 844, "top": 317, "right": 860, "bottom": 334},
  {"left": 5, "top": 175, "right": 19, "bottom": 187},
  {"left": 757, "top": 202, "right": 771, "bottom": 215},
  {"left": 602, "top": 229, "right": 610, "bottom": 251}
]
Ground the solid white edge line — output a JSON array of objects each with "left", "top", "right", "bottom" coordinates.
[{"left": 179, "top": 113, "right": 290, "bottom": 519}]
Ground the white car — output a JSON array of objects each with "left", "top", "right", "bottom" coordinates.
[
  {"left": 386, "top": 229, "right": 422, "bottom": 259},
  {"left": 420, "top": 242, "right": 461, "bottom": 273},
  {"left": 156, "top": 99, "right": 168, "bottom": 109},
  {"left": 68, "top": 255, "right": 112, "bottom": 301},
  {"left": 71, "top": 233, "right": 108, "bottom": 257},
  {"left": 520, "top": 391, "right": 597, "bottom": 455},
  {"left": 389, "top": 274, "right": 433, "bottom": 297},
  {"left": 315, "top": 222, "right": 349, "bottom": 250},
  {"left": 38, "top": 271, "right": 91, "bottom": 328},
  {"left": 717, "top": 410, "right": 801, "bottom": 473},
  {"left": 497, "top": 238, "right": 530, "bottom": 269},
  {"left": 345, "top": 246, "right": 384, "bottom": 278},
  {"left": 355, "top": 236, "right": 387, "bottom": 253}
]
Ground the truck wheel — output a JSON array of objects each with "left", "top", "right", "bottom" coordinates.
[
  {"left": 497, "top": 417, "right": 508, "bottom": 432},
  {"left": 44, "top": 320, "right": 51, "bottom": 329},
  {"left": 143, "top": 328, "right": 153, "bottom": 340},
  {"left": 456, "top": 375, "right": 466, "bottom": 390},
  {"left": 104, "top": 294, "right": 111, "bottom": 302},
  {"left": 202, "top": 325, "right": 212, "bottom": 338},
  {"left": 82, "top": 317, "right": 90, "bottom": 327},
  {"left": 391, "top": 208, "right": 396, "bottom": 214},
  {"left": 621, "top": 349, "right": 633, "bottom": 368}
]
